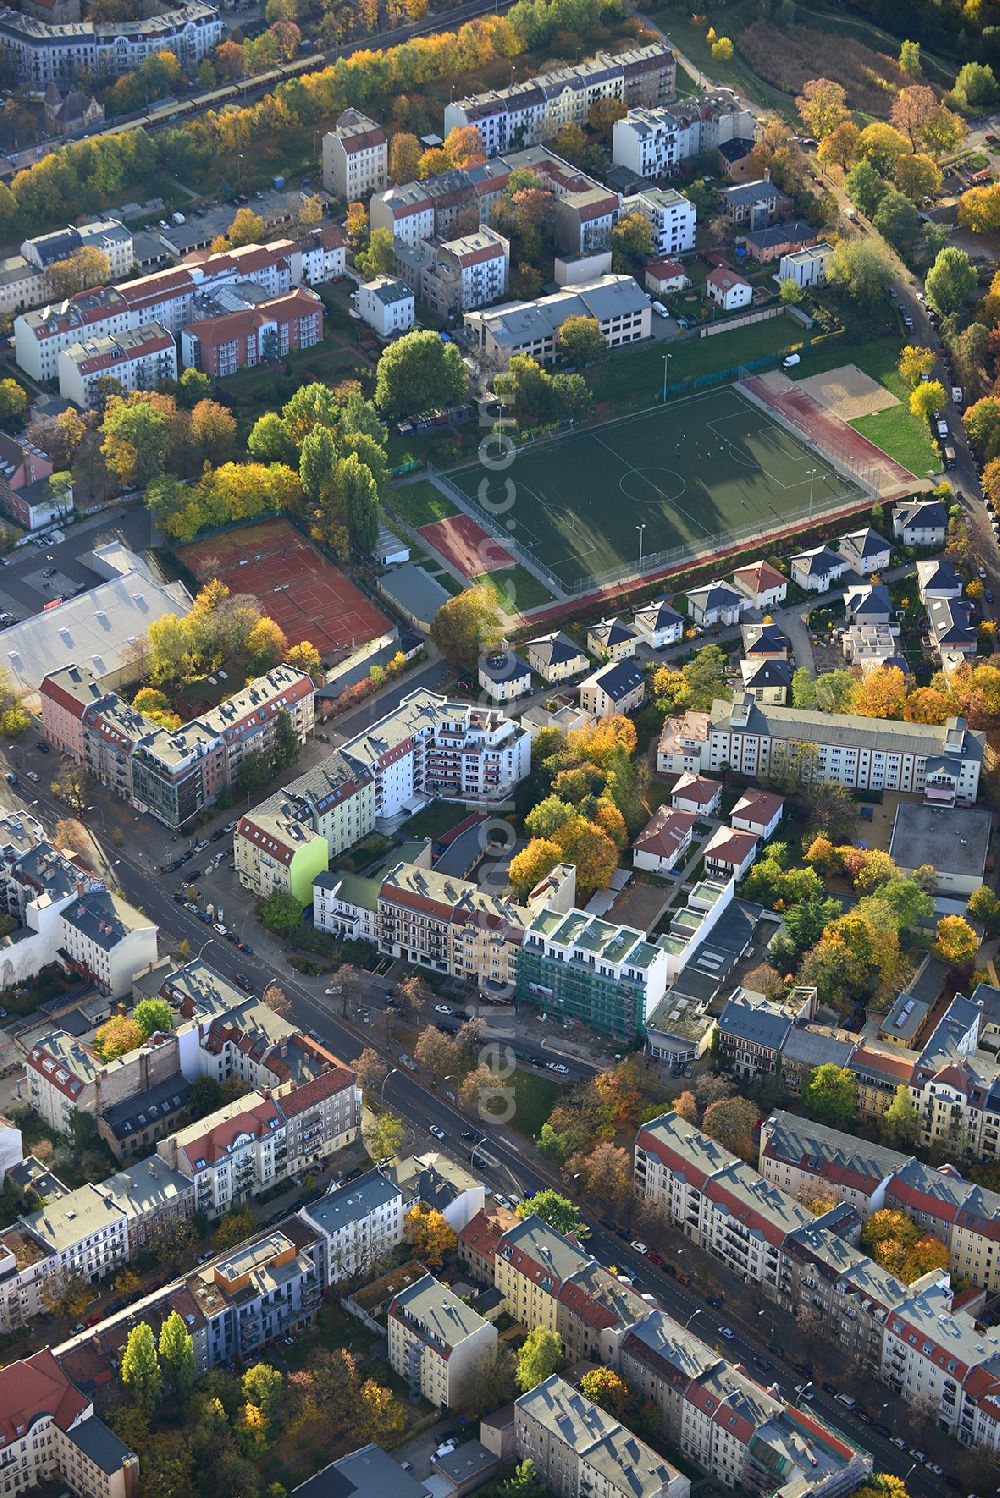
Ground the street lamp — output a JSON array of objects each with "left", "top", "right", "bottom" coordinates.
[
  {"left": 794, "top": 1381, "right": 813, "bottom": 1405},
  {"left": 806, "top": 466, "right": 819, "bottom": 520},
  {"left": 661, "top": 350, "right": 671, "bottom": 402},
  {"left": 196, "top": 937, "right": 214, "bottom": 962},
  {"left": 636, "top": 522, "right": 646, "bottom": 569},
  {"left": 379, "top": 1066, "right": 398, "bottom": 1099},
  {"left": 683, "top": 1308, "right": 701, "bottom": 1330}
]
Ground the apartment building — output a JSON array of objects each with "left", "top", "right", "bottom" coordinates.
[
  {"left": 611, "top": 91, "right": 755, "bottom": 179},
  {"left": 299, "top": 1169, "right": 404, "bottom": 1285},
  {"left": 356, "top": 276, "right": 415, "bottom": 338},
  {"left": 556, "top": 1259, "right": 651, "bottom": 1364},
  {"left": 0, "top": 217, "right": 133, "bottom": 319},
  {"left": 761, "top": 1109, "right": 1000, "bottom": 1294},
  {"left": 0, "top": 1350, "right": 138, "bottom": 1498},
  {"left": 95, "top": 1156, "right": 194, "bottom": 1254},
  {"left": 322, "top": 108, "right": 388, "bottom": 199},
  {"left": 0, "top": 428, "right": 67, "bottom": 532},
  {"left": 0, "top": 3, "right": 222, "bottom": 84},
  {"left": 15, "top": 237, "right": 303, "bottom": 381},
  {"left": 238, "top": 686, "right": 527, "bottom": 889},
  {"left": 621, "top": 187, "right": 696, "bottom": 256},
  {"left": 191, "top": 1223, "right": 323, "bottom": 1366},
  {"left": 376, "top": 860, "right": 526, "bottom": 992},
  {"left": 465, "top": 274, "right": 650, "bottom": 367},
  {"left": 715, "top": 988, "right": 794, "bottom": 1076},
  {"left": 881, "top": 1278, "right": 1000, "bottom": 1455},
  {"left": 495, "top": 1213, "right": 591, "bottom": 1332},
  {"left": 0, "top": 1183, "right": 128, "bottom": 1332},
  {"left": 399, "top": 227, "right": 509, "bottom": 318},
  {"left": 456, "top": 1204, "right": 518, "bottom": 1284},
  {"left": 778, "top": 242, "right": 834, "bottom": 289},
  {"left": 619, "top": 1311, "right": 872, "bottom": 1496},
  {"left": 388, "top": 1272, "right": 497, "bottom": 1407},
  {"left": 703, "top": 693, "right": 984, "bottom": 803},
  {"left": 180, "top": 286, "right": 324, "bottom": 378},
  {"left": 909, "top": 993, "right": 1000, "bottom": 1161},
  {"left": 444, "top": 43, "right": 675, "bottom": 156},
  {"left": 159, "top": 1060, "right": 359, "bottom": 1217},
  {"left": 514, "top": 1374, "right": 689, "bottom": 1498},
  {"left": 42, "top": 661, "right": 314, "bottom": 830},
  {"left": 515, "top": 904, "right": 670, "bottom": 1041},
  {"left": 57, "top": 321, "right": 176, "bottom": 409}
]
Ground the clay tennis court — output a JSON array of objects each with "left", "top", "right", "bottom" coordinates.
[
  {"left": 419, "top": 513, "right": 514, "bottom": 579},
  {"left": 176, "top": 518, "right": 391, "bottom": 661}
]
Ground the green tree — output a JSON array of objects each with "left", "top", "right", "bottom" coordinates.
[
  {"left": 910, "top": 380, "right": 947, "bottom": 422},
  {"left": 375, "top": 330, "right": 467, "bottom": 420},
  {"left": 791, "top": 666, "right": 818, "bottom": 708},
  {"left": 177, "top": 367, "right": 212, "bottom": 408},
  {"left": 515, "top": 1327, "right": 564, "bottom": 1392},
  {"left": 215, "top": 1205, "right": 256, "bottom": 1248},
  {"left": 121, "top": 1322, "right": 161, "bottom": 1413},
  {"left": 609, "top": 212, "right": 654, "bottom": 274},
  {"left": 802, "top": 1063, "right": 856, "bottom": 1128},
  {"left": 925, "top": 247, "right": 977, "bottom": 316},
  {"left": 701, "top": 1096, "right": 762, "bottom": 1161},
  {"left": 0, "top": 377, "right": 28, "bottom": 431},
  {"left": 872, "top": 187, "right": 920, "bottom": 251},
  {"left": 132, "top": 997, "right": 174, "bottom": 1040},
  {"left": 882, "top": 1083, "right": 919, "bottom": 1148},
  {"left": 158, "top": 1309, "right": 196, "bottom": 1397},
  {"left": 494, "top": 1459, "right": 547, "bottom": 1497},
  {"left": 101, "top": 393, "right": 170, "bottom": 486},
  {"left": 845, "top": 157, "right": 886, "bottom": 217},
  {"left": 952, "top": 62, "right": 998, "bottom": 112},
  {"left": 515, "top": 1189, "right": 584, "bottom": 1236},
  {"left": 430, "top": 584, "right": 502, "bottom": 668},
  {"left": 356, "top": 226, "right": 396, "bottom": 280},
  {"left": 235, "top": 747, "right": 273, "bottom": 800},
  {"left": 271, "top": 710, "right": 300, "bottom": 774},
  {"left": 259, "top": 890, "right": 304, "bottom": 937},
  {"left": 682, "top": 644, "right": 729, "bottom": 712},
  {"left": 362, "top": 1108, "right": 406, "bottom": 1163},
  {"left": 968, "top": 885, "right": 1000, "bottom": 936},
  {"left": 899, "top": 39, "right": 921, "bottom": 76},
  {"left": 524, "top": 795, "right": 575, "bottom": 840},
  {"left": 340, "top": 452, "right": 380, "bottom": 553},
  {"left": 558, "top": 314, "right": 606, "bottom": 366},
  {"left": 828, "top": 237, "right": 892, "bottom": 308},
  {"left": 893, "top": 153, "right": 942, "bottom": 202},
  {"left": 243, "top": 1363, "right": 283, "bottom": 1421}
]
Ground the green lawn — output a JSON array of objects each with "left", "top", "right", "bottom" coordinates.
[
  {"left": 397, "top": 801, "right": 474, "bottom": 841},
  {"left": 788, "top": 333, "right": 939, "bottom": 478},
  {"left": 472, "top": 564, "right": 555, "bottom": 612},
  {"left": 448, "top": 386, "right": 852, "bottom": 590},
  {"left": 511, "top": 1069, "right": 563, "bottom": 1139},
  {"left": 388, "top": 480, "right": 458, "bottom": 527},
  {"left": 587, "top": 315, "right": 801, "bottom": 406}
]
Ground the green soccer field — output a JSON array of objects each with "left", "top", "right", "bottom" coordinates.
[{"left": 444, "top": 386, "right": 860, "bottom": 591}]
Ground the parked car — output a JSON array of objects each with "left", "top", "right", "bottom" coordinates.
[
  {"left": 235, "top": 973, "right": 254, "bottom": 992},
  {"left": 629, "top": 1241, "right": 648, "bottom": 1255},
  {"left": 428, "top": 1123, "right": 446, "bottom": 1140}
]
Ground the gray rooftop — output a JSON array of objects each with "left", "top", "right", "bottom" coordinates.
[
  {"left": 888, "top": 801, "right": 991, "bottom": 879},
  {"left": 24, "top": 1182, "right": 125, "bottom": 1253},
  {"left": 780, "top": 1024, "right": 856, "bottom": 1070},
  {"left": 718, "top": 989, "right": 792, "bottom": 1051},
  {"left": 291, "top": 1443, "right": 427, "bottom": 1498},
  {"left": 763, "top": 1109, "right": 907, "bottom": 1188},
  {"left": 301, "top": 1169, "right": 400, "bottom": 1238},
  {"left": 391, "top": 1270, "right": 490, "bottom": 1345},
  {"left": 64, "top": 1416, "right": 135, "bottom": 1477},
  {"left": 711, "top": 697, "right": 985, "bottom": 762}
]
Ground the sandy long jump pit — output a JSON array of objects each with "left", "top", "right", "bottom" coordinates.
[{"left": 795, "top": 363, "right": 899, "bottom": 422}]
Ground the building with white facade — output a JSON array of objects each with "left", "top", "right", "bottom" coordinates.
[
  {"left": 0, "top": 1350, "right": 138, "bottom": 1497},
  {"left": 0, "top": 1183, "right": 128, "bottom": 1332},
  {"left": 236, "top": 689, "right": 530, "bottom": 899},
  {"left": 706, "top": 266, "right": 751, "bottom": 311},
  {"left": 621, "top": 187, "right": 695, "bottom": 256},
  {"left": 395, "top": 227, "right": 509, "bottom": 318},
  {"left": 356, "top": 276, "right": 415, "bottom": 338},
  {"left": 388, "top": 1272, "right": 497, "bottom": 1407},
  {"left": 705, "top": 693, "right": 984, "bottom": 803},
  {"left": 322, "top": 109, "right": 388, "bottom": 200},
  {"left": 299, "top": 1168, "right": 404, "bottom": 1285},
  {"left": 57, "top": 321, "right": 176, "bottom": 409},
  {"left": 0, "top": 3, "right": 222, "bottom": 84},
  {"left": 893, "top": 498, "right": 949, "bottom": 549},
  {"left": 465, "top": 274, "right": 650, "bottom": 367},
  {"left": 515, "top": 1374, "right": 690, "bottom": 1498},
  {"left": 778, "top": 242, "right": 834, "bottom": 289},
  {"left": 611, "top": 90, "right": 755, "bottom": 180},
  {"left": 444, "top": 44, "right": 675, "bottom": 156}
]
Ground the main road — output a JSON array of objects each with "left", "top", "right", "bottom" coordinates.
[{"left": 0, "top": 769, "right": 959, "bottom": 1497}]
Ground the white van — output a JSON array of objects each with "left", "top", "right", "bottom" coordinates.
[
  {"left": 782, "top": 353, "right": 801, "bottom": 369},
  {"left": 652, "top": 301, "right": 669, "bottom": 318}
]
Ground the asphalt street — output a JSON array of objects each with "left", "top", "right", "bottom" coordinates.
[
  {"left": 0, "top": 502, "right": 154, "bottom": 621},
  {"left": 0, "top": 762, "right": 961, "bottom": 1497}
]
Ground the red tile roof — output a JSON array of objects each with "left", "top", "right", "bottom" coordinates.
[{"left": 0, "top": 1350, "right": 89, "bottom": 1446}]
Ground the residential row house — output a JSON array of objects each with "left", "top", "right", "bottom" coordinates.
[
  {"left": 235, "top": 688, "right": 530, "bottom": 902},
  {"left": 634, "top": 1110, "right": 1000, "bottom": 1454},
  {"left": 619, "top": 1310, "right": 873, "bottom": 1496},
  {"left": 760, "top": 1109, "right": 1000, "bottom": 1293},
  {"left": 57, "top": 321, "right": 177, "bottom": 410},
  {"left": 14, "top": 234, "right": 341, "bottom": 384},
  {"left": 444, "top": 44, "right": 676, "bottom": 156},
  {"left": 41, "top": 661, "right": 315, "bottom": 831},
  {"left": 394, "top": 227, "right": 509, "bottom": 319},
  {"left": 0, "top": 1349, "right": 138, "bottom": 1498},
  {"left": 0, "top": 3, "right": 221, "bottom": 84},
  {"left": 676, "top": 692, "right": 985, "bottom": 804}
]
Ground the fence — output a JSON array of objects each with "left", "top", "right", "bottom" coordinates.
[
  {"left": 700, "top": 305, "right": 786, "bottom": 338},
  {"left": 428, "top": 457, "right": 865, "bottom": 603}
]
